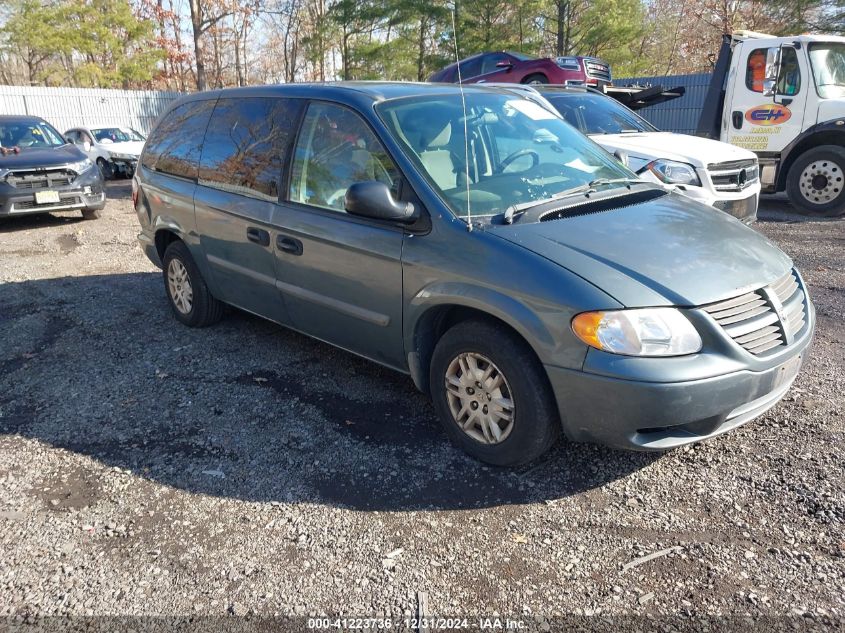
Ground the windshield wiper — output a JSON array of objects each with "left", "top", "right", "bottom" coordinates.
[{"left": 502, "top": 178, "right": 643, "bottom": 224}]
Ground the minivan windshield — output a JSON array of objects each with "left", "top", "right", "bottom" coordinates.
[
  {"left": 542, "top": 92, "right": 657, "bottom": 135},
  {"left": 809, "top": 42, "right": 845, "bottom": 98},
  {"left": 0, "top": 119, "right": 65, "bottom": 149},
  {"left": 376, "top": 92, "right": 635, "bottom": 218}
]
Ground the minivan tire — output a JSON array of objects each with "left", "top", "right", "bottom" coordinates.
[
  {"left": 162, "top": 241, "right": 224, "bottom": 327},
  {"left": 786, "top": 145, "right": 845, "bottom": 217},
  {"left": 429, "top": 319, "right": 560, "bottom": 466}
]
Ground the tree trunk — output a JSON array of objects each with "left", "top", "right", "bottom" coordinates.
[
  {"left": 556, "top": 1, "right": 565, "bottom": 56},
  {"left": 188, "top": 0, "right": 206, "bottom": 91},
  {"left": 417, "top": 16, "right": 426, "bottom": 81}
]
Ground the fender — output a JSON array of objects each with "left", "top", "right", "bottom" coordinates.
[
  {"left": 152, "top": 216, "right": 223, "bottom": 299},
  {"left": 776, "top": 118, "right": 845, "bottom": 190}
]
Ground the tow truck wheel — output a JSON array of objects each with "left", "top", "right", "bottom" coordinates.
[{"left": 786, "top": 145, "right": 845, "bottom": 217}]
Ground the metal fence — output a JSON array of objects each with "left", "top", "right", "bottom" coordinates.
[
  {"left": 0, "top": 86, "right": 184, "bottom": 135},
  {"left": 614, "top": 73, "right": 713, "bottom": 134}
]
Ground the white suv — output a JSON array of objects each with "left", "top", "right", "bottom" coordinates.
[
  {"left": 64, "top": 125, "right": 146, "bottom": 179},
  {"left": 533, "top": 86, "right": 762, "bottom": 223}
]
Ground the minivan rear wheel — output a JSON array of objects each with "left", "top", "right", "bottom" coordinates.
[
  {"left": 162, "top": 241, "right": 224, "bottom": 327},
  {"left": 429, "top": 319, "right": 560, "bottom": 466}
]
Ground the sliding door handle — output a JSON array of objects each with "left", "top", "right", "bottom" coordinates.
[
  {"left": 276, "top": 235, "right": 303, "bottom": 256},
  {"left": 246, "top": 227, "right": 270, "bottom": 246}
]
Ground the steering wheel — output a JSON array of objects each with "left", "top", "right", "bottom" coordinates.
[{"left": 500, "top": 149, "right": 540, "bottom": 173}]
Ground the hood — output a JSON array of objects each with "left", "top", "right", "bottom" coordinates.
[
  {"left": 817, "top": 98, "right": 845, "bottom": 124},
  {"left": 0, "top": 144, "right": 87, "bottom": 171},
  {"left": 102, "top": 140, "right": 144, "bottom": 157},
  {"left": 590, "top": 132, "right": 756, "bottom": 169},
  {"left": 487, "top": 190, "right": 791, "bottom": 307}
]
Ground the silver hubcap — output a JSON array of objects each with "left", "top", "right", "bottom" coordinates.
[
  {"left": 167, "top": 259, "right": 193, "bottom": 314},
  {"left": 444, "top": 352, "right": 515, "bottom": 445},
  {"left": 799, "top": 159, "right": 843, "bottom": 205}
]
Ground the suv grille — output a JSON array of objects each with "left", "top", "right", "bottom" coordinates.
[
  {"left": 583, "top": 57, "right": 611, "bottom": 83},
  {"left": 707, "top": 159, "right": 759, "bottom": 192},
  {"left": 703, "top": 270, "right": 806, "bottom": 355},
  {"left": 6, "top": 169, "right": 75, "bottom": 190}
]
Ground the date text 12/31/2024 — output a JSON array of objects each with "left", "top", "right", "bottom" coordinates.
[{"left": 307, "top": 617, "right": 528, "bottom": 630}]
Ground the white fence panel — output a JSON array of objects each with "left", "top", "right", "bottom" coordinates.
[{"left": 0, "top": 86, "right": 185, "bottom": 135}]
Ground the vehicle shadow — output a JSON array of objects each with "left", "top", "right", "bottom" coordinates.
[
  {"left": 0, "top": 212, "right": 86, "bottom": 232},
  {"left": 105, "top": 179, "right": 132, "bottom": 200},
  {"left": 0, "top": 272, "right": 659, "bottom": 512}
]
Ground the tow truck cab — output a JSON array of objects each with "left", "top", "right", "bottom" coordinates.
[{"left": 697, "top": 31, "right": 845, "bottom": 216}]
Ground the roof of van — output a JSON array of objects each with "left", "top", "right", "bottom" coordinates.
[{"left": 176, "top": 81, "right": 523, "bottom": 104}]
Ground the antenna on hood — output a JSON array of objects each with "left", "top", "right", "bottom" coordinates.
[{"left": 450, "top": 5, "right": 472, "bottom": 231}]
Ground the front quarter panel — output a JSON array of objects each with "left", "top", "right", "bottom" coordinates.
[{"left": 402, "top": 215, "right": 623, "bottom": 371}]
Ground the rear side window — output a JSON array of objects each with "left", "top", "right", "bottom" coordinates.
[
  {"left": 198, "top": 97, "right": 301, "bottom": 201},
  {"left": 141, "top": 100, "right": 215, "bottom": 179}
]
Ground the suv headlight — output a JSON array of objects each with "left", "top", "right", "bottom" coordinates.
[
  {"left": 67, "top": 158, "right": 94, "bottom": 174},
  {"left": 555, "top": 56, "right": 581, "bottom": 70},
  {"left": 642, "top": 159, "right": 701, "bottom": 186},
  {"left": 572, "top": 308, "right": 702, "bottom": 356}
]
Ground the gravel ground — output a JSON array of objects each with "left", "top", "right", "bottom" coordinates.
[{"left": 0, "top": 185, "right": 843, "bottom": 629}]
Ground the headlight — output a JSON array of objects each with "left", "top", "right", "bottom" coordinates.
[
  {"left": 0, "top": 168, "right": 9, "bottom": 179},
  {"left": 643, "top": 159, "right": 701, "bottom": 186},
  {"left": 109, "top": 152, "right": 137, "bottom": 161},
  {"left": 555, "top": 56, "right": 581, "bottom": 70},
  {"left": 67, "top": 158, "right": 93, "bottom": 174},
  {"left": 572, "top": 308, "right": 702, "bottom": 356}
]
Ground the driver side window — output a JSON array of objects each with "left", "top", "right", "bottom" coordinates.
[{"left": 289, "top": 102, "right": 399, "bottom": 213}]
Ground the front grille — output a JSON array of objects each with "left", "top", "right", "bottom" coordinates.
[
  {"left": 702, "top": 270, "right": 807, "bottom": 355},
  {"left": 583, "top": 58, "right": 611, "bottom": 82},
  {"left": 707, "top": 159, "right": 759, "bottom": 192},
  {"left": 6, "top": 170, "right": 74, "bottom": 190},
  {"left": 13, "top": 195, "right": 83, "bottom": 211}
]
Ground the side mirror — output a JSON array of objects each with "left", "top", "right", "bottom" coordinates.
[
  {"left": 345, "top": 181, "right": 416, "bottom": 223},
  {"left": 83, "top": 141, "right": 91, "bottom": 152},
  {"left": 495, "top": 60, "right": 513, "bottom": 70},
  {"left": 613, "top": 149, "right": 629, "bottom": 167}
]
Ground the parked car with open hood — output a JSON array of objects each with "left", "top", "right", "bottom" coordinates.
[
  {"left": 0, "top": 115, "right": 105, "bottom": 220},
  {"left": 65, "top": 124, "right": 145, "bottom": 179},
  {"left": 530, "top": 85, "right": 762, "bottom": 223},
  {"left": 135, "top": 83, "right": 813, "bottom": 466}
]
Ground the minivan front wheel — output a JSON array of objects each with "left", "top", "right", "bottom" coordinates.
[
  {"left": 430, "top": 319, "right": 560, "bottom": 466},
  {"left": 162, "top": 241, "right": 223, "bottom": 327}
]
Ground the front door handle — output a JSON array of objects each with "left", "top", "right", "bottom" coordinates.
[
  {"left": 246, "top": 227, "right": 270, "bottom": 247},
  {"left": 276, "top": 235, "right": 303, "bottom": 256},
  {"left": 732, "top": 111, "right": 743, "bottom": 130}
]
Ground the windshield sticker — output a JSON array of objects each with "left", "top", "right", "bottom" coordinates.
[
  {"left": 565, "top": 158, "right": 601, "bottom": 173},
  {"left": 505, "top": 99, "right": 556, "bottom": 121},
  {"left": 745, "top": 104, "right": 792, "bottom": 126}
]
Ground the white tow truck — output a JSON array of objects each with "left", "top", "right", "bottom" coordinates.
[{"left": 697, "top": 30, "right": 845, "bottom": 216}]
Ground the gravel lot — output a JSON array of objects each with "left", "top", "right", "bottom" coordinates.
[{"left": 0, "top": 185, "right": 843, "bottom": 628}]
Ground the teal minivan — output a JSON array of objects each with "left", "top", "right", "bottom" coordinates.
[{"left": 135, "top": 82, "right": 813, "bottom": 466}]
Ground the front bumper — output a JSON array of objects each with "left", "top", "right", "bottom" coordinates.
[
  {"left": 0, "top": 167, "right": 105, "bottom": 217},
  {"left": 670, "top": 184, "right": 760, "bottom": 224},
  {"left": 546, "top": 302, "right": 814, "bottom": 451}
]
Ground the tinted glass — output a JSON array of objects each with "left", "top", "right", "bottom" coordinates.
[
  {"left": 544, "top": 93, "right": 656, "bottom": 134},
  {"left": 458, "top": 57, "right": 483, "bottom": 79},
  {"left": 141, "top": 100, "right": 215, "bottom": 179},
  {"left": 377, "top": 93, "right": 633, "bottom": 218},
  {"left": 199, "top": 97, "right": 301, "bottom": 201},
  {"left": 481, "top": 53, "right": 511, "bottom": 75},
  {"left": 290, "top": 102, "right": 399, "bottom": 213},
  {"left": 0, "top": 119, "right": 65, "bottom": 148}
]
